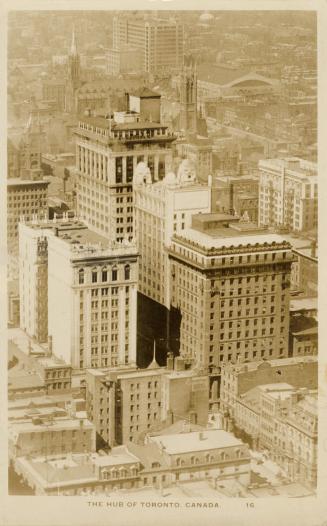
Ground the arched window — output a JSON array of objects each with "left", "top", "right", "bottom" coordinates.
[
  {"left": 112, "top": 266, "right": 118, "bottom": 281},
  {"left": 124, "top": 264, "right": 130, "bottom": 280},
  {"left": 102, "top": 268, "right": 108, "bottom": 282},
  {"left": 79, "top": 269, "right": 84, "bottom": 284},
  {"left": 92, "top": 269, "right": 98, "bottom": 283}
]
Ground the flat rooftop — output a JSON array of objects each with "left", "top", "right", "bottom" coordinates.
[
  {"left": 93, "top": 447, "right": 139, "bottom": 467},
  {"left": 151, "top": 429, "right": 244, "bottom": 454},
  {"left": 175, "top": 226, "right": 288, "bottom": 250},
  {"left": 223, "top": 355, "right": 317, "bottom": 374},
  {"left": 9, "top": 416, "right": 93, "bottom": 434},
  {"left": 7, "top": 178, "right": 49, "bottom": 186}
]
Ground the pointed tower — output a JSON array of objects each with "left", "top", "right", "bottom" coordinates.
[
  {"left": 147, "top": 340, "right": 160, "bottom": 369},
  {"left": 179, "top": 55, "right": 197, "bottom": 134},
  {"left": 19, "top": 109, "right": 44, "bottom": 179},
  {"left": 68, "top": 26, "right": 80, "bottom": 90}
]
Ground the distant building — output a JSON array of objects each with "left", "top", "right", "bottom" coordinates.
[
  {"left": 167, "top": 215, "right": 295, "bottom": 406},
  {"left": 107, "top": 45, "right": 142, "bottom": 76},
  {"left": 42, "top": 80, "right": 66, "bottom": 112},
  {"left": 113, "top": 16, "right": 184, "bottom": 74},
  {"left": 258, "top": 157, "right": 318, "bottom": 232},
  {"left": 19, "top": 218, "right": 138, "bottom": 371},
  {"left": 213, "top": 175, "right": 259, "bottom": 223},
  {"left": 197, "top": 64, "right": 279, "bottom": 104},
  {"left": 86, "top": 353, "right": 209, "bottom": 448},
  {"left": 175, "top": 135, "right": 213, "bottom": 182},
  {"left": 7, "top": 111, "right": 48, "bottom": 280},
  {"left": 179, "top": 55, "right": 197, "bottom": 134}
]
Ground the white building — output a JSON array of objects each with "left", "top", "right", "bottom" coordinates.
[
  {"left": 19, "top": 217, "right": 138, "bottom": 370},
  {"left": 134, "top": 159, "right": 212, "bottom": 307},
  {"left": 258, "top": 157, "right": 318, "bottom": 232},
  {"left": 75, "top": 104, "right": 175, "bottom": 244}
]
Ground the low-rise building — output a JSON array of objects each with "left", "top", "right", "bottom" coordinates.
[
  {"left": 13, "top": 447, "right": 141, "bottom": 496},
  {"left": 9, "top": 415, "right": 95, "bottom": 460},
  {"left": 128, "top": 429, "right": 251, "bottom": 489},
  {"left": 85, "top": 353, "right": 209, "bottom": 448},
  {"left": 220, "top": 355, "right": 318, "bottom": 419},
  {"left": 233, "top": 384, "right": 318, "bottom": 487}
]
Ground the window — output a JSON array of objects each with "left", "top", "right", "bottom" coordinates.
[
  {"left": 112, "top": 266, "right": 118, "bottom": 281},
  {"left": 102, "top": 269, "right": 107, "bottom": 282},
  {"left": 124, "top": 264, "right": 130, "bottom": 280},
  {"left": 78, "top": 269, "right": 84, "bottom": 284},
  {"left": 92, "top": 270, "right": 97, "bottom": 283}
]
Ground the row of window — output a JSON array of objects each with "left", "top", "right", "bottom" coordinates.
[{"left": 79, "top": 265, "right": 130, "bottom": 284}]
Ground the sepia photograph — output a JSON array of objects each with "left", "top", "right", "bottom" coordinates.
[{"left": 1, "top": 1, "right": 327, "bottom": 525}]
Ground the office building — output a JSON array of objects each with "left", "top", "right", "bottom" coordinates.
[
  {"left": 19, "top": 217, "right": 138, "bottom": 371},
  {"left": 75, "top": 91, "right": 175, "bottom": 242},
  {"left": 167, "top": 214, "right": 294, "bottom": 406},
  {"left": 213, "top": 175, "right": 259, "bottom": 223},
  {"left": 107, "top": 45, "right": 142, "bottom": 76},
  {"left": 134, "top": 159, "right": 212, "bottom": 307},
  {"left": 112, "top": 16, "right": 184, "bottom": 74},
  {"left": 258, "top": 157, "right": 318, "bottom": 231}
]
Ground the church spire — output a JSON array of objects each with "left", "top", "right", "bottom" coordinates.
[
  {"left": 70, "top": 25, "right": 77, "bottom": 56},
  {"left": 147, "top": 339, "right": 160, "bottom": 369}
]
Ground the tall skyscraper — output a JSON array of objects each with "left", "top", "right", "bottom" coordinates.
[
  {"left": 167, "top": 214, "right": 294, "bottom": 405},
  {"left": 75, "top": 92, "right": 175, "bottom": 242},
  {"left": 112, "top": 16, "right": 184, "bottom": 74}
]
